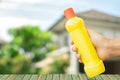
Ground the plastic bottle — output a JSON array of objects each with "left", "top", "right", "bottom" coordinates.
[{"left": 64, "top": 8, "right": 105, "bottom": 78}]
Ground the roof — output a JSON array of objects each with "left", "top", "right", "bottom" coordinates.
[
  {"left": 78, "top": 10, "right": 120, "bottom": 23},
  {"left": 49, "top": 9, "right": 120, "bottom": 31}
]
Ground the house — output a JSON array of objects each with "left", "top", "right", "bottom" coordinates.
[{"left": 49, "top": 10, "right": 120, "bottom": 74}]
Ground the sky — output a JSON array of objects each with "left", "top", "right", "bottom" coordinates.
[{"left": 0, "top": 0, "right": 120, "bottom": 41}]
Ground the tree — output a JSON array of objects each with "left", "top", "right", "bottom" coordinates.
[
  {"left": 8, "top": 25, "right": 56, "bottom": 62},
  {"left": 0, "top": 25, "right": 56, "bottom": 73}
]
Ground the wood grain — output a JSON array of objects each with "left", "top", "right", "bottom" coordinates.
[{"left": 0, "top": 74, "right": 119, "bottom": 80}]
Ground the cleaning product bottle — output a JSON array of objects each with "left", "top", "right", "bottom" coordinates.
[{"left": 64, "top": 8, "right": 105, "bottom": 78}]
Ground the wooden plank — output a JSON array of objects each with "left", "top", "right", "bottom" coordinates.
[
  {"left": 107, "top": 74, "right": 118, "bottom": 80},
  {"left": 0, "top": 75, "right": 3, "bottom": 79},
  {"left": 14, "top": 75, "right": 24, "bottom": 80},
  {"left": 65, "top": 74, "right": 72, "bottom": 80},
  {"left": 0, "top": 74, "right": 3, "bottom": 78},
  {"left": 0, "top": 74, "right": 119, "bottom": 80},
  {"left": 60, "top": 74, "right": 65, "bottom": 80},
  {"left": 95, "top": 75, "right": 103, "bottom": 80},
  {"left": 60, "top": 74, "right": 74, "bottom": 80},
  {"left": 71, "top": 74, "right": 80, "bottom": 80},
  {"left": 88, "top": 77, "right": 96, "bottom": 80},
  {"left": 22, "top": 74, "right": 32, "bottom": 80},
  {"left": 46, "top": 74, "right": 52, "bottom": 80},
  {"left": 30, "top": 75, "right": 39, "bottom": 80},
  {"left": 53, "top": 74, "right": 59, "bottom": 80},
  {"left": 79, "top": 74, "right": 87, "bottom": 80},
  {"left": 84, "top": 74, "right": 96, "bottom": 80},
  {"left": 38, "top": 74, "right": 47, "bottom": 80},
  {"left": 37, "top": 75, "right": 42, "bottom": 80},
  {"left": 0, "top": 74, "right": 9, "bottom": 80},
  {"left": 100, "top": 75, "right": 110, "bottom": 80},
  {"left": 115, "top": 74, "right": 120, "bottom": 80},
  {"left": 6, "top": 74, "right": 17, "bottom": 80}
]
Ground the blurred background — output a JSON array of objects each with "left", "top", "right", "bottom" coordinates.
[{"left": 0, "top": 0, "right": 120, "bottom": 74}]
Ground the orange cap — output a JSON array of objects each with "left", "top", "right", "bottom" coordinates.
[{"left": 64, "top": 8, "right": 76, "bottom": 20}]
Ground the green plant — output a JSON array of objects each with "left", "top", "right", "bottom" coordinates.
[{"left": 0, "top": 25, "right": 56, "bottom": 73}]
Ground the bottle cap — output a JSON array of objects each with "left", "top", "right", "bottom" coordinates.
[{"left": 64, "top": 8, "right": 76, "bottom": 20}]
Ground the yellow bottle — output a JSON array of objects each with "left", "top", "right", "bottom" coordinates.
[{"left": 64, "top": 8, "right": 105, "bottom": 78}]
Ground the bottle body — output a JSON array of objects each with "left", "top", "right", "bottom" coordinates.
[{"left": 65, "top": 17, "right": 105, "bottom": 78}]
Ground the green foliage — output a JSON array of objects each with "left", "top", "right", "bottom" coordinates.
[
  {"left": 0, "top": 53, "right": 36, "bottom": 73},
  {"left": 0, "top": 25, "right": 69, "bottom": 74},
  {"left": 0, "top": 25, "right": 56, "bottom": 73},
  {"left": 8, "top": 25, "right": 56, "bottom": 62},
  {"left": 1, "top": 43, "right": 19, "bottom": 57},
  {"left": 9, "top": 25, "right": 54, "bottom": 52}
]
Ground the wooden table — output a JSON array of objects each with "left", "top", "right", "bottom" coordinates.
[{"left": 0, "top": 74, "right": 120, "bottom": 80}]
